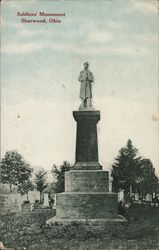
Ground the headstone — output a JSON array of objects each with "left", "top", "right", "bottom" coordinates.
[
  {"left": 34, "top": 191, "right": 40, "bottom": 201},
  {"left": 21, "top": 194, "right": 28, "bottom": 203},
  {"left": 28, "top": 191, "right": 35, "bottom": 204},
  {"left": 0, "top": 194, "right": 22, "bottom": 213},
  {"left": 43, "top": 193, "right": 49, "bottom": 207},
  {"left": 146, "top": 193, "right": 152, "bottom": 202},
  {"left": 118, "top": 190, "right": 124, "bottom": 202},
  {"left": 135, "top": 193, "right": 139, "bottom": 201}
]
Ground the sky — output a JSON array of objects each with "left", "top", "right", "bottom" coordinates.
[{"left": 1, "top": 0, "right": 159, "bottom": 177}]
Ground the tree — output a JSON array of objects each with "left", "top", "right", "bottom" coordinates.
[
  {"left": 0, "top": 151, "right": 33, "bottom": 192},
  {"left": 111, "top": 139, "right": 141, "bottom": 194},
  {"left": 136, "top": 159, "right": 159, "bottom": 195},
  {"left": 34, "top": 170, "right": 48, "bottom": 197},
  {"left": 111, "top": 139, "right": 159, "bottom": 195},
  {"left": 17, "top": 180, "right": 34, "bottom": 196},
  {"left": 51, "top": 161, "right": 73, "bottom": 193},
  {"left": 45, "top": 182, "right": 56, "bottom": 194}
]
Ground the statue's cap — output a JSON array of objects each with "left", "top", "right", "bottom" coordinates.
[{"left": 84, "top": 61, "right": 89, "bottom": 66}]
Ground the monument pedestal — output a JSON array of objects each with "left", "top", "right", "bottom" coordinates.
[
  {"left": 47, "top": 111, "right": 126, "bottom": 225},
  {"left": 73, "top": 111, "right": 102, "bottom": 170}
]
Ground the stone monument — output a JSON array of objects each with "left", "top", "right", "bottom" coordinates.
[{"left": 47, "top": 62, "right": 126, "bottom": 224}]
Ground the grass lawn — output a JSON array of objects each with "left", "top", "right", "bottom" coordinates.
[{"left": 0, "top": 205, "right": 159, "bottom": 250}]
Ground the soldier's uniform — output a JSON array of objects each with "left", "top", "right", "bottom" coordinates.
[{"left": 78, "top": 69, "right": 94, "bottom": 100}]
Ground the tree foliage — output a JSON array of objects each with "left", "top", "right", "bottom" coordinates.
[
  {"left": 0, "top": 151, "right": 33, "bottom": 191},
  {"left": 51, "top": 161, "right": 73, "bottom": 193},
  {"left": 111, "top": 139, "right": 159, "bottom": 194},
  {"left": 17, "top": 180, "right": 34, "bottom": 195},
  {"left": 136, "top": 159, "right": 159, "bottom": 194},
  {"left": 34, "top": 170, "right": 48, "bottom": 195}
]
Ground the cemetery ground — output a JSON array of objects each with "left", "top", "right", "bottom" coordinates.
[{"left": 0, "top": 205, "right": 159, "bottom": 250}]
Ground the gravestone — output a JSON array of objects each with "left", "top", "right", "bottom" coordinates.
[
  {"left": 43, "top": 193, "right": 49, "bottom": 207},
  {"left": 135, "top": 193, "right": 139, "bottom": 201},
  {"left": 146, "top": 193, "right": 152, "bottom": 202},
  {"left": 118, "top": 189, "right": 125, "bottom": 202},
  {"left": 21, "top": 194, "right": 28, "bottom": 203},
  {"left": 0, "top": 194, "right": 22, "bottom": 214},
  {"left": 28, "top": 191, "right": 35, "bottom": 204},
  {"left": 33, "top": 191, "right": 41, "bottom": 202}
]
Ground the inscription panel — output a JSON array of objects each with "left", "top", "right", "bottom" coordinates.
[{"left": 65, "top": 170, "right": 109, "bottom": 192}]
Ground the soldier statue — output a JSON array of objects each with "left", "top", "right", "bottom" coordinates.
[{"left": 78, "top": 62, "right": 94, "bottom": 110}]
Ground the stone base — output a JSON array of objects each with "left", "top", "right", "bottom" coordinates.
[
  {"left": 46, "top": 215, "right": 127, "bottom": 225},
  {"left": 53, "top": 192, "right": 118, "bottom": 220},
  {"left": 79, "top": 106, "right": 94, "bottom": 111},
  {"left": 65, "top": 170, "right": 109, "bottom": 192},
  {"left": 46, "top": 170, "right": 122, "bottom": 224}
]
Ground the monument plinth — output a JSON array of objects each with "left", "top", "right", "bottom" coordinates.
[
  {"left": 47, "top": 62, "right": 126, "bottom": 224},
  {"left": 73, "top": 111, "right": 102, "bottom": 170}
]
